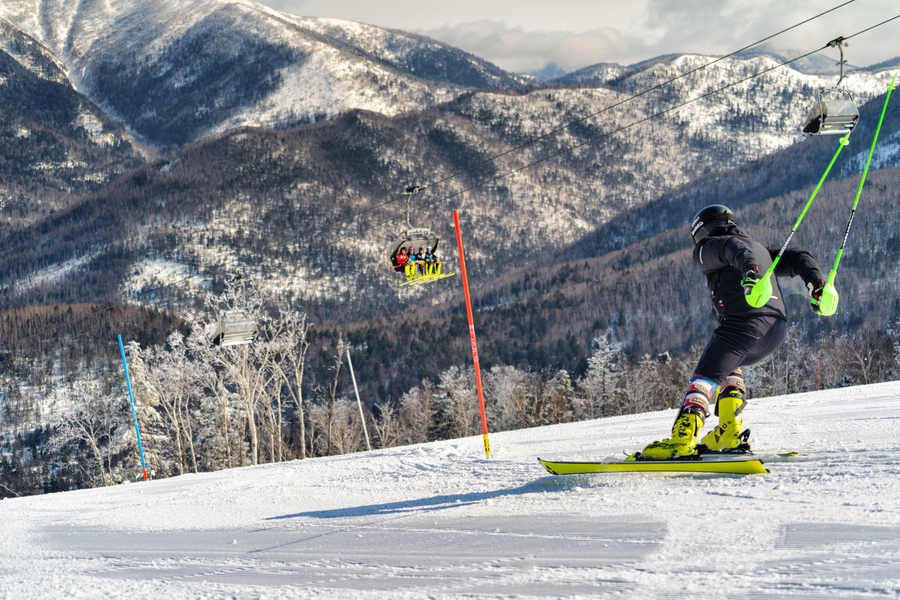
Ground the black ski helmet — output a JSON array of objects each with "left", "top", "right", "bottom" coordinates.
[{"left": 690, "top": 204, "right": 737, "bottom": 244}]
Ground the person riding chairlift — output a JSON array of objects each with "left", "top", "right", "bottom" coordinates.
[
  {"left": 416, "top": 247, "right": 426, "bottom": 275},
  {"left": 395, "top": 247, "right": 409, "bottom": 271},
  {"left": 424, "top": 247, "right": 437, "bottom": 276}
]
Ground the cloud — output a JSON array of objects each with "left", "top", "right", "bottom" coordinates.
[
  {"left": 417, "top": 21, "right": 643, "bottom": 74},
  {"left": 634, "top": 0, "right": 898, "bottom": 67},
  {"left": 260, "top": 0, "right": 898, "bottom": 72}
]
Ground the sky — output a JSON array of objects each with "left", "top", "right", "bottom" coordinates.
[
  {"left": 255, "top": 0, "right": 900, "bottom": 74},
  {"left": 3, "top": 381, "right": 899, "bottom": 597}
]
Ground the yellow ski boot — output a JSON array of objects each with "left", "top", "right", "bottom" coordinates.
[
  {"left": 699, "top": 387, "right": 749, "bottom": 452},
  {"left": 639, "top": 410, "right": 705, "bottom": 460}
]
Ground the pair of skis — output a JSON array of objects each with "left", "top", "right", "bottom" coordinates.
[
  {"left": 539, "top": 450, "right": 770, "bottom": 476},
  {"left": 539, "top": 448, "right": 803, "bottom": 475}
]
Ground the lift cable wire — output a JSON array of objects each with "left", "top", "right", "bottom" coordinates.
[
  {"left": 2, "top": 9, "right": 898, "bottom": 363},
  {"left": 253, "top": 0, "right": 863, "bottom": 239},
  {"left": 404, "top": 0, "right": 860, "bottom": 197},
  {"left": 282, "top": 13, "right": 900, "bottom": 258}
]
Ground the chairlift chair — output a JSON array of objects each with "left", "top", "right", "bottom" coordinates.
[
  {"left": 212, "top": 312, "right": 257, "bottom": 347},
  {"left": 801, "top": 37, "right": 860, "bottom": 137},
  {"left": 388, "top": 185, "right": 456, "bottom": 285},
  {"left": 802, "top": 91, "right": 859, "bottom": 136},
  {"left": 388, "top": 227, "right": 440, "bottom": 269},
  {"left": 388, "top": 185, "right": 440, "bottom": 272}
]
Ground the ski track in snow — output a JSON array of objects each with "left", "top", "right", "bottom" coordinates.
[{"left": 1, "top": 381, "right": 900, "bottom": 598}]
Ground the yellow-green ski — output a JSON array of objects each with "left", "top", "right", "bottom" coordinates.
[{"left": 538, "top": 457, "right": 768, "bottom": 475}]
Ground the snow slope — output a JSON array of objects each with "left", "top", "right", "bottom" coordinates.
[{"left": 2, "top": 381, "right": 899, "bottom": 599}]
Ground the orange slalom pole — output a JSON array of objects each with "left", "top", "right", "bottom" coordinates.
[{"left": 453, "top": 211, "right": 491, "bottom": 458}]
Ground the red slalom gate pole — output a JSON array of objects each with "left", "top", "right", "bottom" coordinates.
[{"left": 453, "top": 211, "right": 491, "bottom": 458}]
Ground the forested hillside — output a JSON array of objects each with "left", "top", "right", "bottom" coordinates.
[{"left": 0, "top": 21, "right": 145, "bottom": 236}]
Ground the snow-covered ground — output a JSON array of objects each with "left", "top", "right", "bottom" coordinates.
[{"left": 2, "top": 381, "right": 899, "bottom": 599}]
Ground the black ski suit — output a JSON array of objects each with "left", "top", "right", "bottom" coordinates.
[{"left": 692, "top": 223, "right": 825, "bottom": 384}]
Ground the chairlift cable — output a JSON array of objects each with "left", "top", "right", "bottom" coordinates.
[
  {"left": 203, "top": 0, "right": 866, "bottom": 255},
  {"left": 409, "top": 0, "right": 861, "bottom": 197}
]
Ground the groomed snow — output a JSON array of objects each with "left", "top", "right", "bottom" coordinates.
[{"left": 2, "top": 380, "right": 899, "bottom": 599}]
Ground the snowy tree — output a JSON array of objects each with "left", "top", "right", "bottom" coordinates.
[
  {"left": 48, "top": 380, "right": 133, "bottom": 488},
  {"left": 321, "top": 336, "right": 351, "bottom": 456},
  {"left": 484, "top": 365, "right": 537, "bottom": 431},
  {"left": 542, "top": 369, "right": 576, "bottom": 425},
  {"left": 202, "top": 279, "right": 286, "bottom": 465},
  {"left": 398, "top": 380, "right": 435, "bottom": 445},
  {"left": 268, "top": 310, "right": 313, "bottom": 459},
  {"left": 372, "top": 401, "right": 401, "bottom": 449},
  {"left": 137, "top": 332, "right": 203, "bottom": 475},
  {"left": 323, "top": 397, "right": 365, "bottom": 455},
  {"left": 578, "top": 336, "right": 620, "bottom": 418},
  {"left": 429, "top": 365, "right": 479, "bottom": 441}
]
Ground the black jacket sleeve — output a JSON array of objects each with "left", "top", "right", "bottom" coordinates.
[{"left": 769, "top": 248, "right": 826, "bottom": 287}]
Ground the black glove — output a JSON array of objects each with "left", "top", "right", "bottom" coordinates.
[
  {"left": 741, "top": 270, "right": 760, "bottom": 298},
  {"left": 807, "top": 280, "right": 825, "bottom": 313}
]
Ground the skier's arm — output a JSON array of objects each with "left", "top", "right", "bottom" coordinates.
[
  {"left": 768, "top": 248, "right": 826, "bottom": 287},
  {"left": 695, "top": 236, "right": 767, "bottom": 277},
  {"left": 770, "top": 247, "right": 828, "bottom": 312}
]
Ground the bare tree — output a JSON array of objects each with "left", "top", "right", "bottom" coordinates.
[
  {"left": 137, "top": 333, "right": 202, "bottom": 474},
  {"left": 49, "top": 380, "right": 130, "bottom": 488},
  {"left": 484, "top": 365, "right": 537, "bottom": 431},
  {"left": 372, "top": 401, "right": 401, "bottom": 448},
  {"left": 325, "top": 336, "right": 351, "bottom": 456},
  {"left": 269, "top": 309, "right": 313, "bottom": 459},
  {"left": 399, "top": 380, "right": 435, "bottom": 445}
]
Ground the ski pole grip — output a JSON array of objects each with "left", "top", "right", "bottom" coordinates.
[
  {"left": 817, "top": 280, "right": 839, "bottom": 316},
  {"left": 745, "top": 274, "right": 773, "bottom": 308}
]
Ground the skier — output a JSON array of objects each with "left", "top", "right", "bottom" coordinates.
[{"left": 640, "top": 204, "right": 827, "bottom": 459}]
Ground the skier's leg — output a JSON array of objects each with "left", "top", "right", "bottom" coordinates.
[
  {"left": 641, "top": 316, "right": 784, "bottom": 459},
  {"left": 640, "top": 374, "right": 714, "bottom": 459},
  {"left": 700, "top": 368, "right": 747, "bottom": 451},
  {"left": 698, "top": 316, "right": 786, "bottom": 451}
]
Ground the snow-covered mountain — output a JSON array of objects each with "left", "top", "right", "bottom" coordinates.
[
  {"left": 4, "top": 51, "right": 897, "bottom": 315},
  {"left": 0, "top": 0, "right": 527, "bottom": 149},
  {"left": 2, "top": 0, "right": 899, "bottom": 337},
  {"left": 2, "top": 380, "right": 899, "bottom": 598}
]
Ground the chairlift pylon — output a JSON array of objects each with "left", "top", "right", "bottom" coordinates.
[{"left": 802, "top": 37, "right": 860, "bottom": 136}]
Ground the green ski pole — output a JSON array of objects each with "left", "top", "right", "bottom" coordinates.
[
  {"left": 746, "top": 132, "right": 852, "bottom": 307},
  {"left": 816, "top": 77, "right": 895, "bottom": 316}
]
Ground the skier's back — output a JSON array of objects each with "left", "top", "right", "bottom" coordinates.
[{"left": 640, "top": 205, "right": 827, "bottom": 459}]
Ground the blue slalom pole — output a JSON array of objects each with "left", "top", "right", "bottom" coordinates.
[{"left": 118, "top": 334, "right": 149, "bottom": 481}]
